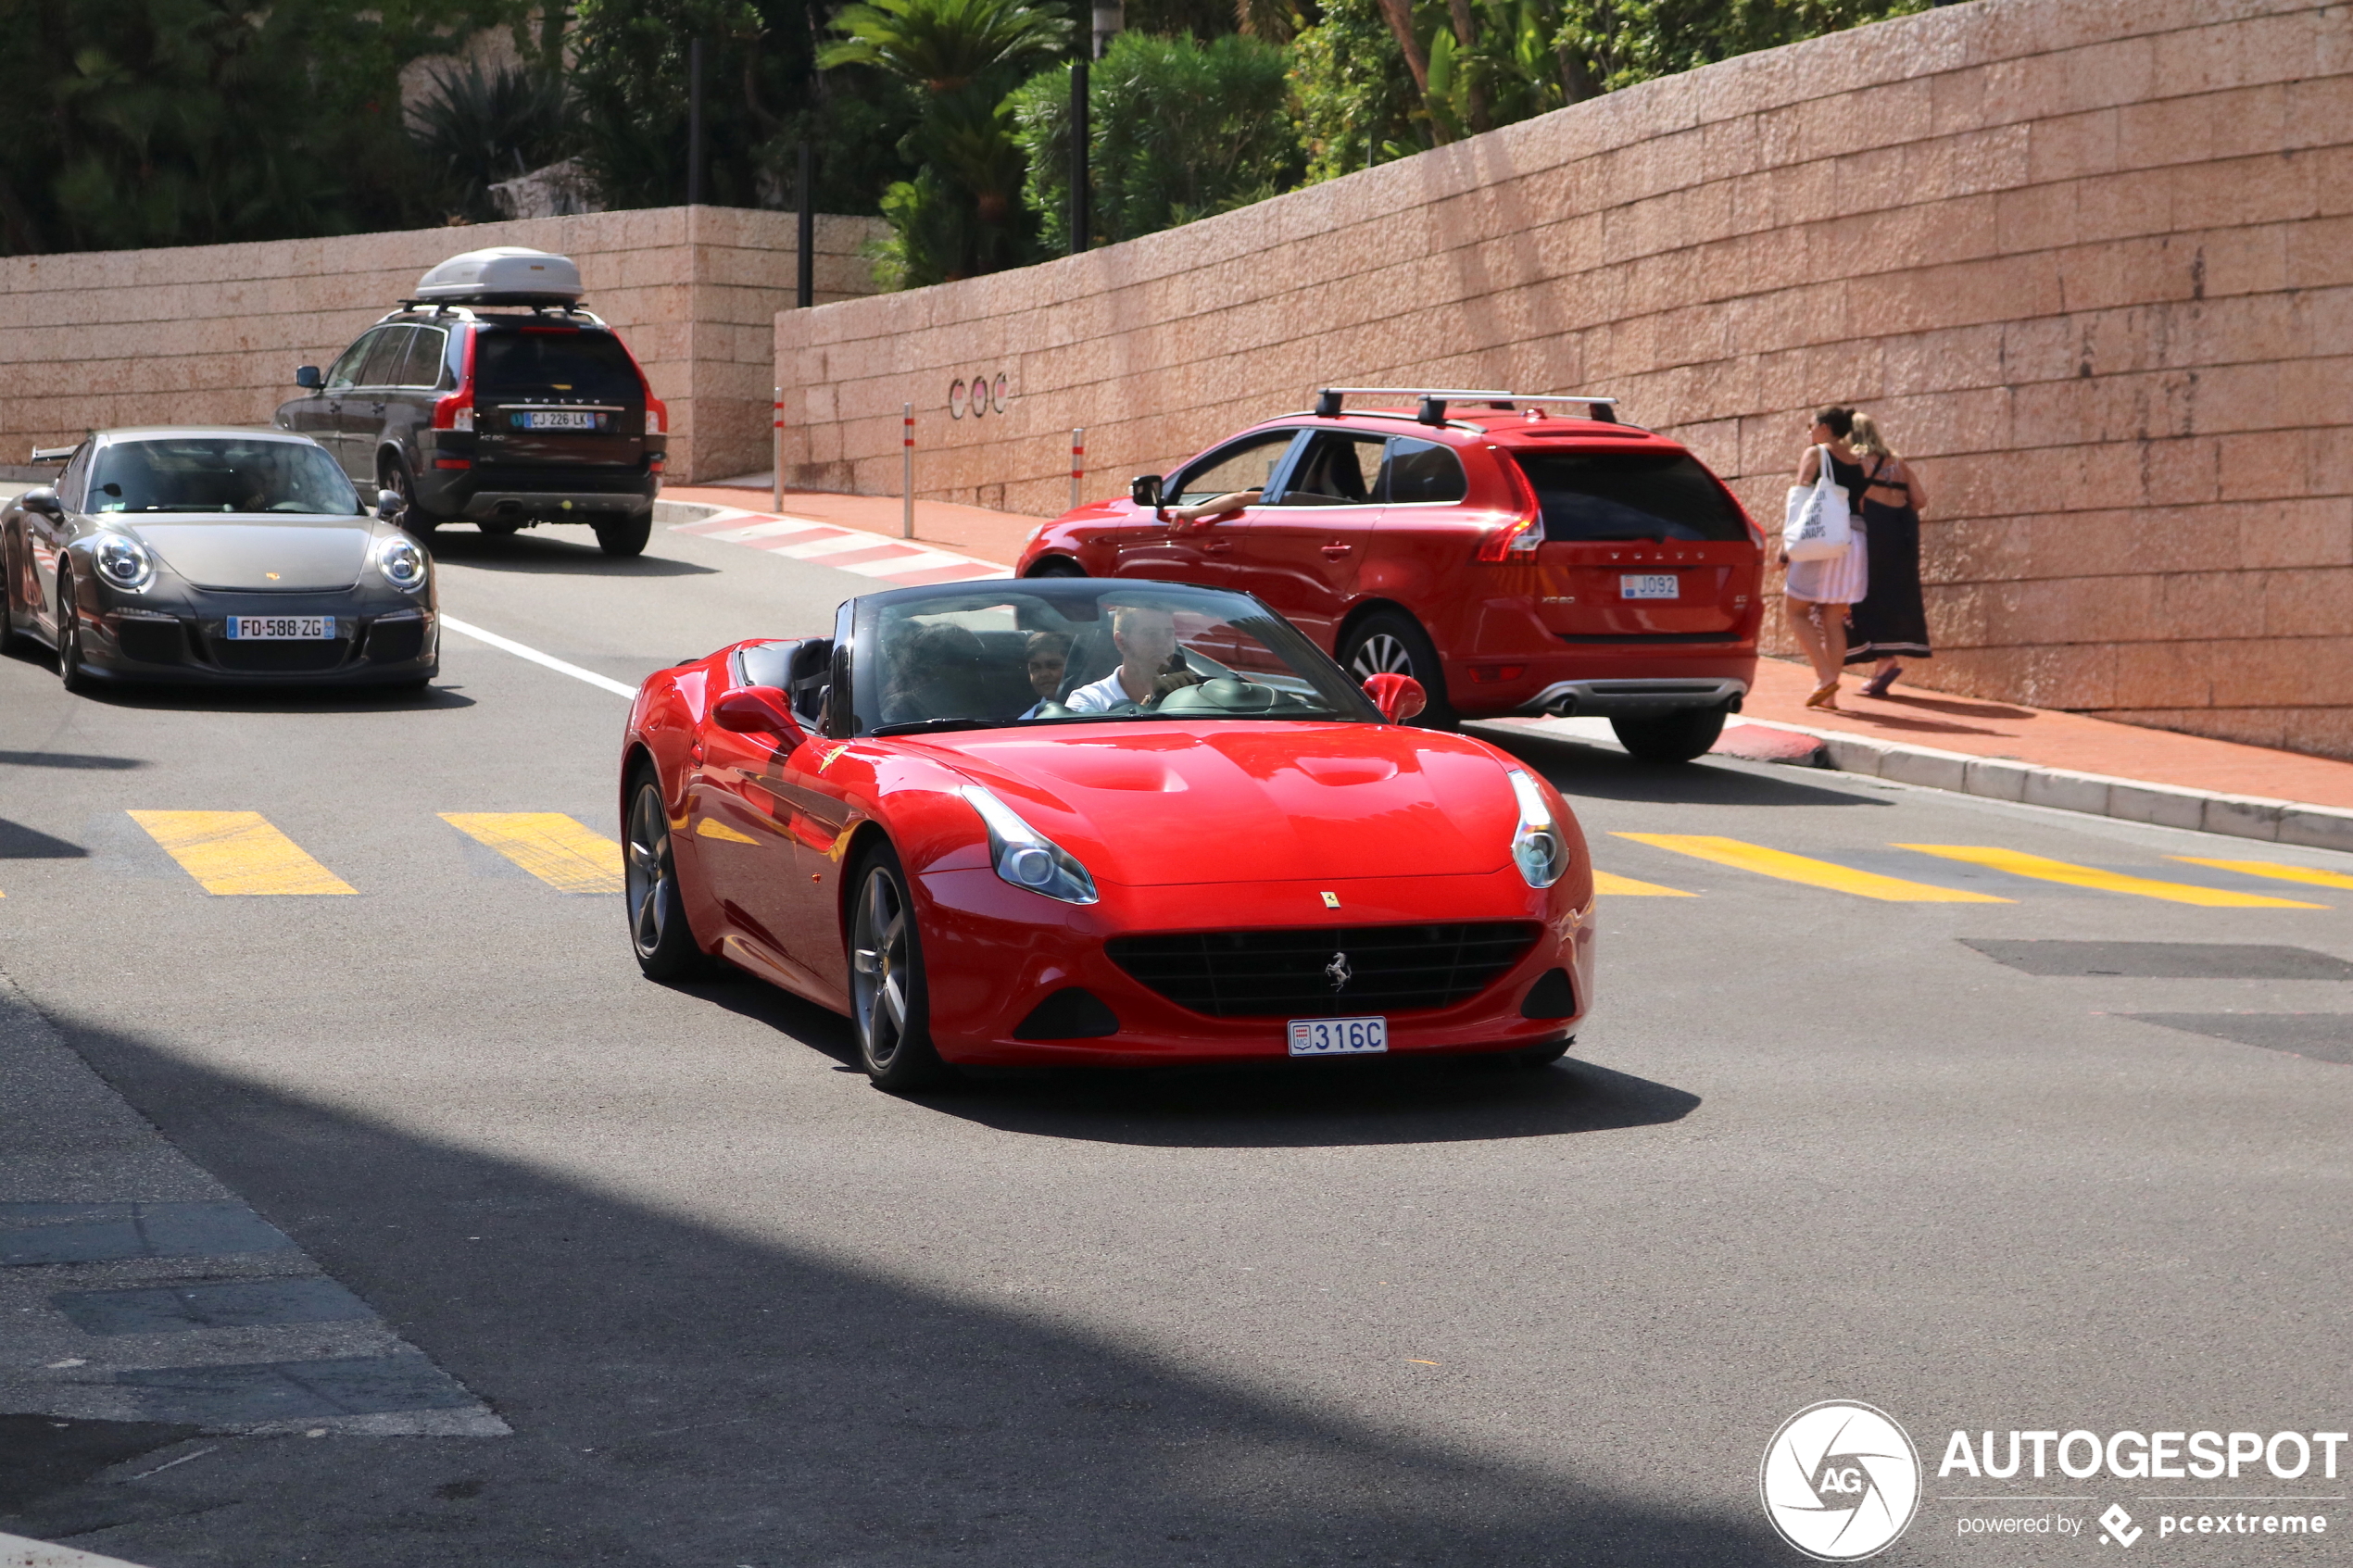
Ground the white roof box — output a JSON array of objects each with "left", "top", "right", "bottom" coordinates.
[{"left": 414, "top": 246, "right": 584, "bottom": 306}]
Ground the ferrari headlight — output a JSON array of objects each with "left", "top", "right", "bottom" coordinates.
[
  {"left": 94, "top": 534, "right": 155, "bottom": 592},
  {"left": 960, "top": 784, "right": 1098, "bottom": 905},
  {"left": 1506, "top": 769, "right": 1567, "bottom": 888},
  {"left": 375, "top": 535, "right": 428, "bottom": 592}
]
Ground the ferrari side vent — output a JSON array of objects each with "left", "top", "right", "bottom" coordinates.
[{"left": 1107, "top": 922, "right": 1540, "bottom": 1019}]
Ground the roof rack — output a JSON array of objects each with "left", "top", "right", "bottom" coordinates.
[
  {"left": 1311, "top": 387, "right": 1619, "bottom": 426},
  {"left": 384, "top": 301, "right": 607, "bottom": 327},
  {"left": 28, "top": 445, "right": 76, "bottom": 464}
]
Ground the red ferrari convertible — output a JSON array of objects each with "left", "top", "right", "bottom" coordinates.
[{"left": 619, "top": 578, "right": 1594, "bottom": 1089}]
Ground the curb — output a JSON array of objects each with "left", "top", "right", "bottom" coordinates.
[
  {"left": 1733, "top": 719, "right": 2353, "bottom": 855},
  {"left": 2, "top": 1532, "right": 149, "bottom": 1568}
]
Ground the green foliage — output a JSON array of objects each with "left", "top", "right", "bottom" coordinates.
[
  {"left": 0, "top": 0, "right": 531, "bottom": 254},
  {"left": 1012, "top": 31, "right": 1303, "bottom": 253},
  {"left": 821, "top": 0, "right": 1072, "bottom": 285},
  {"left": 1289, "top": 0, "right": 1423, "bottom": 182},
  {"left": 1556, "top": 0, "right": 1926, "bottom": 94},
  {"left": 409, "top": 60, "right": 575, "bottom": 221},
  {"left": 570, "top": 0, "right": 916, "bottom": 218}
]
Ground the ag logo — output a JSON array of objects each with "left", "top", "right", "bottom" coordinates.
[{"left": 1760, "top": 1400, "right": 1920, "bottom": 1561}]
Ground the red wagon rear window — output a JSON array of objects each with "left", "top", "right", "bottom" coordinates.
[{"left": 1511, "top": 451, "right": 1749, "bottom": 543}]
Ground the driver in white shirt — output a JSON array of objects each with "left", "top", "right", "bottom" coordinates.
[{"left": 1065, "top": 604, "right": 1190, "bottom": 712}]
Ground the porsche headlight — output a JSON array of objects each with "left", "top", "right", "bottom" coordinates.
[
  {"left": 93, "top": 534, "right": 155, "bottom": 592},
  {"left": 375, "top": 535, "right": 428, "bottom": 592},
  {"left": 1506, "top": 769, "right": 1567, "bottom": 888},
  {"left": 960, "top": 784, "right": 1098, "bottom": 905}
]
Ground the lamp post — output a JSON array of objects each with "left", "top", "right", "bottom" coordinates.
[
  {"left": 1071, "top": 0, "right": 1122, "bottom": 256},
  {"left": 687, "top": 37, "right": 707, "bottom": 207}
]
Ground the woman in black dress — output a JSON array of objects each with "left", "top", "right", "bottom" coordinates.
[{"left": 1843, "top": 412, "right": 1932, "bottom": 697}]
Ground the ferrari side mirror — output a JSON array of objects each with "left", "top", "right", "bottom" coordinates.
[
  {"left": 1129, "top": 474, "right": 1163, "bottom": 512},
  {"left": 295, "top": 364, "right": 323, "bottom": 390},
  {"left": 1362, "top": 672, "right": 1427, "bottom": 723},
  {"left": 19, "top": 486, "right": 61, "bottom": 518},
  {"left": 712, "top": 686, "right": 802, "bottom": 739}
]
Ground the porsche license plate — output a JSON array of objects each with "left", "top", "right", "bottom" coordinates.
[
  {"left": 1620, "top": 573, "right": 1680, "bottom": 599},
  {"left": 224, "top": 615, "right": 333, "bottom": 640},
  {"left": 523, "top": 410, "right": 597, "bottom": 430},
  {"left": 1288, "top": 1016, "right": 1389, "bottom": 1057}
]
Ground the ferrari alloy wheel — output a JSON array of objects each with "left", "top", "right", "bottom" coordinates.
[
  {"left": 849, "top": 846, "right": 950, "bottom": 1092},
  {"left": 1340, "top": 610, "right": 1453, "bottom": 729},
  {"left": 624, "top": 771, "right": 705, "bottom": 980},
  {"left": 55, "top": 569, "right": 88, "bottom": 694}
]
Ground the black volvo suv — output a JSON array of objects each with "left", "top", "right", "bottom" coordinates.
[{"left": 277, "top": 294, "right": 667, "bottom": 557}]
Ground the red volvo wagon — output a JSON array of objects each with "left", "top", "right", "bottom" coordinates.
[{"left": 1017, "top": 389, "right": 1765, "bottom": 761}]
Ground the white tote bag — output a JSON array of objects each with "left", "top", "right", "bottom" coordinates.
[{"left": 1783, "top": 445, "right": 1852, "bottom": 562}]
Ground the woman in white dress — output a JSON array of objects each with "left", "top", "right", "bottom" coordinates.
[{"left": 1783, "top": 406, "right": 1870, "bottom": 711}]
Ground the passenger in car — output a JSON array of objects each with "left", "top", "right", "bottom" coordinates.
[
  {"left": 1064, "top": 606, "right": 1198, "bottom": 711},
  {"left": 882, "top": 622, "right": 992, "bottom": 723},
  {"left": 1018, "top": 632, "right": 1071, "bottom": 720}
]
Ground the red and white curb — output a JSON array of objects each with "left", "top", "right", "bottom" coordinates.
[{"left": 664, "top": 506, "right": 1011, "bottom": 586}]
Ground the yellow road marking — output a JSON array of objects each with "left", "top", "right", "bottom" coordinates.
[
  {"left": 695, "top": 818, "right": 758, "bottom": 845},
  {"left": 441, "top": 813, "right": 623, "bottom": 895},
  {"left": 2169, "top": 856, "right": 2353, "bottom": 892},
  {"left": 1592, "top": 870, "right": 1696, "bottom": 897},
  {"left": 1615, "top": 833, "right": 2011, "bottom": 902},
  {"left": 1897, "top": 846, "right": 2326, "bottom": 908},
  {"left": 128, "top": 810, "right": 356, "bottom": 896}
]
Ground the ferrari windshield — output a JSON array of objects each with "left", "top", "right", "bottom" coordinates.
[
  {"left": 88, "top": 438, "right": 363, "bottom": 516},
  {"left": 849, "top": 580, "right": 1380, "bottom": 736}
]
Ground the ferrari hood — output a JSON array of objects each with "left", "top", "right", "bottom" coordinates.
[
  {"left": 123, "top": 518, "right": 372, "bottom": 591},
  {"left": 940, "top": 724, "right": 1521, "bottom": 886}
]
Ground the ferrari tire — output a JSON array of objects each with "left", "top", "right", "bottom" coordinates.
[
  {"left": 55, "top": 568, "right": 88, "bottom": 694},
  {"left": 594, "top": 511, "right": 652, "bottom": 558},
  {"left": 1609, "top": 707, "right": 1727, "bottom": 764},
  {"left": 1026, "top": 556, "right": 1085, "bottom": 578},
  {"left": 1340, "top": 610, "right": 1454, "bottom": 730},
  {"left": 849, "top": 844, "right": 951, "bottom": 1093},
  {"left": 624, "top": 769, "right": 708, "bottom": 981}
]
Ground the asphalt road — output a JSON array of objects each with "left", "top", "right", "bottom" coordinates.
[{"left": 2, "top": 517, "right": 2348, "bottom": 1567}]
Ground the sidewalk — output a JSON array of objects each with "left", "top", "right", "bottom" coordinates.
[{"left": 664, "top": 482, "right": 2353, "bottom": 851}]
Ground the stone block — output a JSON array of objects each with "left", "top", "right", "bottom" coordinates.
[
  {"left": 1962, "top": 756, "right": 2032, "bottom": 801},
  {"left": 2021, "top": 766, "right": 2115, "bottom": 815},
  {"left": 2278, "top": 805, "right": 2353, "bottom": 852},
  {"left": 2201, "top": 793, "right": 2287, "bottom": 841},
  {"left": 1876, "top": 744, "right": 1973, "bottom": 793}
]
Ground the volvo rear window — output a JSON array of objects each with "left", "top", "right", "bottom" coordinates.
[
  {"left": 1512, "top": 451, "right": 1749, "bottom": 543},
  {"left": 473, "top": 330, "right": 643, "bottom": 403}
]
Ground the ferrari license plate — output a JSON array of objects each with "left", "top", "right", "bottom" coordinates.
[
  {"left": 523, "top": 410, "right": 597, "bottom": 430},
  {"left": 1620, "top": 573, "right": 1680, "bottom": 599},
  {"left": 224, "top": 615, "right": 333, "bottom": 640},
  {"left": 1288, "top": 1016, "right": 1389, "bottom": 1057}
]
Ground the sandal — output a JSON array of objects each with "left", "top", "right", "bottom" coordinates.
[
  {"left": 1806, "top": 682, "right": 1840, "bottom": 711},
  {"left": 1861, "top": 664, "right": 1902, "bottom": 698}
]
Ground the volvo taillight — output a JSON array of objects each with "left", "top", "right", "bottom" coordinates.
[
  {"left": 434, "top": 328, "right": 477, "bottom": 431},
  {"left": 1478, "top": 457, "right": 1545, "bottom": 560}
]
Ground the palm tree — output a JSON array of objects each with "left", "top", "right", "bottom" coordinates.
[{"left": 821, "top": 0, "right": 1070, "bottom": 283}]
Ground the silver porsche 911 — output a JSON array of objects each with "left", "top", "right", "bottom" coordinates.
[{"left": 1, "top": 428, "right": 437, "bottom": 691}]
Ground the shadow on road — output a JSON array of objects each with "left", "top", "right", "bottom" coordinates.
[
  {"left": 425, "top": 528, "right": 720, "bottom": 577},
  {"left": 662, "top": 972, "right": 1695, "bottom": 1148},
  {"left": 14, "top": 1011, "right": 1773, "bottom": 1565},
  {"left": 1478, "top": 729, "right": 1890, "bottom": 809}
]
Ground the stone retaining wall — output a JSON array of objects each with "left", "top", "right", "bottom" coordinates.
[
  {"left": 776, "top": 0, "right": 2353, "bottom": 759},
  {"left": 1, "top": 207, "right": 886, "bottom": 484}
]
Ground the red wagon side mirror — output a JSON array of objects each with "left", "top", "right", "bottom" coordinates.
[
  {"left": 712, "top": 686, "right": 801, "bottom": 739},
  {"left": 1361, "top": 673, "right": 1427, "bottom": 723}
]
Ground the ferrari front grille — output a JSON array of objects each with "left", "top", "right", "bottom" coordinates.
[{"left": 1106, "top": 922, "right": 1541, "bottom": 1019}]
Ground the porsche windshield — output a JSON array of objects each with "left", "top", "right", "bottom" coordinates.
[
  {"left": 87, "top": 439, "right": 363, "bottom": 516},
  {"left": 850, "top": 582, "right": 1380, "bottom": 736}
]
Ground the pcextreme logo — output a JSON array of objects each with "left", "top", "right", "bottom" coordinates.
[{"left": 1760, "top": 1401, "right": 1923, "bottom": 1562}]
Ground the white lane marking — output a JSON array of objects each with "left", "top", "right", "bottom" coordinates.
[
  {"left": 439, "top": 616, "right": 637, "bottom": 699},
  {"left": 669, "top": 508, "right": 1013, "bottom": 584}
]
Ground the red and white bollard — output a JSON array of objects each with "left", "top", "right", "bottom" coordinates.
[
  {"left": 902, "top": 403, "right": 914, "bottom": 539},
  {"left": 773, "top": 386, "right": 784, "bottom": 515},
  {"left": 1070, "top": 427, "right": 1085, "bottom": 510}
]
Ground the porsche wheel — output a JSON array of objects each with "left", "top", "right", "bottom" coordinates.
[
  {"left": 849, "top": 845, "right": 950, "bottom": 1093},
  {"left": 624, "top": 770, "right": 705, "bottom": 980},
  {"left": 55, "top": 569, "right": 89, "bottom": 694},
  {"left": 1340, "top": 610, "right": 1453, "bottom": 729},
  {"left": 0, "top": 532, "right": 31, "bottom": 657}
]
